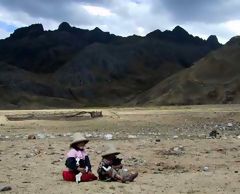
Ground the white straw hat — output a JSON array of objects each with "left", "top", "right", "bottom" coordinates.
[
  {"left": 101, "top": 144, "right": 120, "bottom": 157},
  {"left": 70, "top": 133, "right": 89, "bottom": 147}
]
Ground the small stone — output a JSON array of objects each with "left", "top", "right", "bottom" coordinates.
[
  {"left": 37, "top": 133, "right": 46, "bottom": 139},
  {"left": 237, "top": 135, "right": 240, "bottom": 139},
  {"left": 155, "top": 139, "right": 161, "bottom": 142},
  {"left": 51, "top": 160, "right": 61, "bottom": 164},
  {"left": 0, "top": 185, "right": 12, "bottom": 191},
  {"left": 227, "top": 123, "right": 233, "bottom": 127},
  {"left": 128, "top": 135, "right": 137, "bottom": 139},
  {"left": 96, "top": 150, "right": 102, "bottom": 154},
  {"left": 173, "top": 135, "right": 178, "bottom": 139},
  {"left": 203, "top": 166, "right": 209, "bottom": 171},
  {"left": 49, "top": 135, "right": 56, "bottom": 139},
  {"left": 85, "top": 133, "right": 93, "bottom": 138},
  {"left": 234, "top": 171, "right": 238, "bottom": 173},
  {"left": 104, "top": 134, "right": 113, "bottom": 140},
  {"left": 28, "top": 134, "right": 36, "bottom": 140},
  {"left": 109, "top": 186, "right": 115, "bottom": 190},
  {"left": 209, "top": 130, "right": 219, "bottom": 138}
]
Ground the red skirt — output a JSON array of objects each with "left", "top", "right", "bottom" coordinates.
[{"left": 62, "top": 170, "right": 98, "bottom": 182}]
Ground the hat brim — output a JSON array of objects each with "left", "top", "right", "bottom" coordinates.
[
  {"left": 70, "top": 139, "right": 89, "bottom": 147},
  {"left": 101, "top": 152, "right": 120, "bottom": 157}
]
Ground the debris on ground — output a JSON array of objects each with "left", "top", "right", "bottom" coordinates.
[
  {"left": 128, "top": 135, "right": 137, "bottom": 139},
  {"left": 203, "top": 166, "right": 209, "bottom": 172},
  {"left": 160, "top": 146, "right": 185, "bottom": 156},
  {"left": 0, "top": 185, "right": 12, "bottom": 192},
  {"left": 28, "top": 134, "right": 36, "bottom": 140},
  {"left": 104, "top": 134, "right": 113, "bottom": 140},
  {"left": 209, "top": 129, "right": 220, "bottom": 138},
  {"left": 123, "top": 156, "right": 146, "bottom": 166}
]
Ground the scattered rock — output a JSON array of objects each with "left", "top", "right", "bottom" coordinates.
[
  {"left": 37, "top": 133, "right": 46, "bottom": 139},
  {"left": 155, "top": 162, "right": 164, "bottom": 166},
  {"left": 156, "top": 164, "right": 187, "bottom": 173},
  {"left": 209, "top": 130, "right": 219, "bottom": 138},
  {"left": 25, "top": 153, "right": 34, "bottom": 158},
  {"left": 28, "top": 134, "right": 36, "bottom": 140},
  {"left": 51, "top": 159, "right": 62, "bottom": 164},
  {"left": 128, "top": 135, "right": 137, "bottom": 139},
  {"left": 124, "top": 157, "right": 145, "bottom": 166},
  {"left": 0, "top": 185, "right": 12, "bottom": 192},
  {"left": 85, "top": 133, "right": 93, "bottom": 138},
  {"left": 95, "top": 150, "right": 102, "bottom": 154},
  {"left": 104, "top": 134, "right": 113, "bottom": 140},
  {"left": 203, "top": 166, "right": 209, "bottom": 171},
  {"left": 22, "top": 181, "right": 31, "bottom": 184},
  {"left": 48, "top": 134, "right": 56, "bottom": 139},
  {"left": 155, "top": 139, "right": 161, "bottom": 142},
  {"left": 173, "top": 135, "right": 178, "bottom": 139},
  {"left": 161, "top": 146, "right": 185, "bottom": 156},
  {"left": 109, "top": 186, "right": 115, "bottom": 190},
  {"left": 227, "top": 123, "right": 233, "bottom": 127},
  {"left": 215, "top": 148, "right": 226, "bottom": 154}
]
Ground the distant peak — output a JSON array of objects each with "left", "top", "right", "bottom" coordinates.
[
  {"left": 92, "top": 27, "right": 103, "bottom": 32},
  {"left": 146, "top": 29, "right": 162, "bottom": 38},
  {"left": 172, "top": 26, "right": 188, "bottom": 35},
  {"left": 10, "top": 23, "right": 44, "bottom": 39},
  {"left": 58, "top": 22, "right": 72, "bottom": 31},
  {"left": 207, "top": 35, "right": 221, "bottom": 48},
  {"left": 207, "top": 35, "right": 218, "bottom": 43},
  {"left": 226, "top": 36, "right": 240, "bottom": 46}
]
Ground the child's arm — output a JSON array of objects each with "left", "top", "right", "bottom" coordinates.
[
  {"left": 112, "top": 158, "right": 123, "bottom": 169},
  {"left": 84, "top": 155, "right": 92, "bottom": 172},
  {"left": 65, "top": 157, "right": 85, "bottom": 173},
  {"left": 65, "top": 157, "right": 78, "bottom": 172}
]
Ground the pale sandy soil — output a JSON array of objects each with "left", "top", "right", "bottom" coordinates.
[{"left": 0, "top": 105, "right": 240, "bottom": 194}]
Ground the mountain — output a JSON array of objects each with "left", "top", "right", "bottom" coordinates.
[
  {"left": 0, "top": 22, "right": 221, "bottom": 108},
  {"left": 131, "top": 36, "right": 240, "bottom": 105}
]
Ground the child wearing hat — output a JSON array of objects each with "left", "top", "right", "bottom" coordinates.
[
  {"left": 97, "top": 144, "right": 138, "bottom": 183},
  {"left": 62, "top": 133, "right": 97, "bottom": 182}
]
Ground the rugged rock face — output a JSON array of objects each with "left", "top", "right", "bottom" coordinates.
[
  {"left": 132, "top": 36, "right": 240, "bottom": 106},
  {"left": 0, "top": 23, "right": 222, "bottom": 108},
  {"left": 207, "top": 35, "right": 220, "bottom": 49}
]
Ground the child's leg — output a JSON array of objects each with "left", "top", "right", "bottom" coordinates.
[
  {"left": 81, "top": 172, "right": 98, "bottom": 182},
  {"left": 118, "top": 169, "right": 138, "bottom": 182},
  {"left": 62, "top": 170, "right": 76, "bottom": 181}
]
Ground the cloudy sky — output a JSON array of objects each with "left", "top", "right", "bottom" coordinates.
[{"left": 0, "top": 0, "right": 240, "bottom": 43}]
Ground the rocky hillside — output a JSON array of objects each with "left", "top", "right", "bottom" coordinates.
[
  {"left": 132, "top": 36, "right": 240, "bottom": 105},
  {"left": 0, "top": 22, "right": 221, "bottom": 108}
]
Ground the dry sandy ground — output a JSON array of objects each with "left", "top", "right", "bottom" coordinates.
[{"left": 0, "top": 105, "right": 240, "bottom": 194}]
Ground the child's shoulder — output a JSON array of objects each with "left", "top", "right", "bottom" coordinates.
[
  {"left": 67, "top": 148, "right": 88, "bottom": 158},
  {"left": 67, "top": 148, "right": 77, "bottom": 157}
]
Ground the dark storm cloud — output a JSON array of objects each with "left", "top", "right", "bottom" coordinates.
[
  {"left": 0, "top": 0, "right": 104, "bottom": 25},
  {"left": 155, "top": 0, "right": 240, "bottom": 23}
]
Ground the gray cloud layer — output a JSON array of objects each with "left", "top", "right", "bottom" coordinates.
[
  {"left": 0, "top": 0, "right": 239, "bottom": 43},
  {"left": 158, "top": 0, "right": 240, "bottom": 23}
]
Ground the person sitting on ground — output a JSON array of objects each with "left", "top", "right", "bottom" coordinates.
[
  {"left": 97, "top": 144, "right": 138, "bottom": 183},
  {"left": 62, "top": 133, "right": 97, "bottom": 182}
]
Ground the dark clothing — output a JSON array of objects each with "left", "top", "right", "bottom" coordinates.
[
  {"left": 97, "top": 157, "right": 123, "bottom": 181},
  {"left": 65, "top": 156, "right": 92, "bottom": 174}
]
